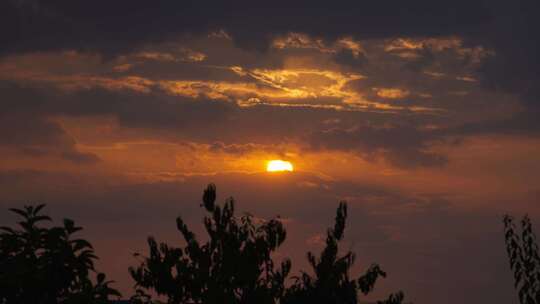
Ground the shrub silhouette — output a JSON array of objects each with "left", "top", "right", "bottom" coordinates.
[
  {"left": 0, "top": 204, "right": 120, "bottom": 304},
  {"left": 129, "top": 184, "right": 291, "bottom": 304},
  {"left": 504, "top": 214, "right": 540, "bottom": 304},
  {"left": 131, "top": 184, "right": 406, "bottom": 304},
  {"left": 282, "top": 202, "right": 405, "bottom": 304}
]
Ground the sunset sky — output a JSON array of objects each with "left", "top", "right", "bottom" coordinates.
[{"left": 1, "top": 1, "right": 540, "bottom": 303}]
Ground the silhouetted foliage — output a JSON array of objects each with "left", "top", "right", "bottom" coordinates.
[
  {"left": 504, "top": 214, "right": 540, "bottom": 304},
  {"left": 377, "top": 291, "right": 406, "bottom": 304},
  {"left": 282, "top": 202, "right": 405, "bottom": 304},
  {"left": 130, "top": 184, "right": 291, "bottom": 304},
  {"left": 0, "top": 204, "right": 120, "bottom": 304},
  {"left": 131, "top": 184, "right": 407, "bottom": 304}
]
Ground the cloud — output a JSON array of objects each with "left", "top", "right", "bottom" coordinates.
[
  {"left": 208, "top": 142, "right": 265, "bottom": 155},
  {"left": 0, "top": 78, "right": 470, "bottom": 169},
  {"left": 135, "top": 48, "right": 206, "bottom": 63},
  {"left": 373, "top": 88, "right": 410, "bottom": 99},
  {"left": 333, "top": 48, "right": 368, "bottom": 68},
  {"left": 0, "top": 84, "right": 100, "bottom": 164},
  {"left": 307, "top": 122, "right": 448, "bottom": 168},
  {"left": 0, "top": 3, "right": 537, "bottom": 171},
  {"left": 0, "top": 116, "right": 101, "bottom": 164},
  {"left": 0, "top": 51, "right": 440, "bottom": 114},
  {"left": 2, "top": 0, "right": 537, "bottom": 119},
  {"left": 0, "top": 39, "right": 521, "bottom": 171},
  {"left": 0, "top": 1, "right": 490, "bottom": 55}
]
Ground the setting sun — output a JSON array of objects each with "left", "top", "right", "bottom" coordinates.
[{"left": 266, "top": 160, "right": 294, "bottom": 172}]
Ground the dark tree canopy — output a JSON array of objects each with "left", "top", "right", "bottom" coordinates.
[
  {"left": 0, "top": 204, "right": 120, "bottom": 304},
  {"left": 504, "top": 215, "right": 540, "bottom": 304},
  {"left": 0, "top": 185, "right": 407, "bottom": 303},
  {"left": 282, "top": 202, "right": 405, "bottom": 304},
  {"left": 130, "top": 184, "right": 406, "bottom": 304},
  {"left": 129, "top": 184, "right": 291, "bottom": 304}
]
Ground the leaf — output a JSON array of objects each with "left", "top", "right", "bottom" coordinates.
[
  {"left": 33, "top": 204, "right": 47, "bottom": 215},
  {"left": 97, "top": 272, "right": 106, "bottom": 284},
  {"left": 72, "top": 239, "right": 93, "bottom": 251},
  {"left": 0, "top": 226, "right": 16, "bottom": 234},
  {"left": 202, "top": 183, "right": 217, "bottom": 212},
  {"left": 8, "top": 208, "right": 28, "bottom": 218}
]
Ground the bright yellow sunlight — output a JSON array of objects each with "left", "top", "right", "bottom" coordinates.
[{"left": 266, "top": 160, "right": 294, "bottom": 172}]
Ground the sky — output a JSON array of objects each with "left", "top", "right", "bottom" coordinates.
[{"left": 1, "top": 1, "right": 540, "bottom": 303}]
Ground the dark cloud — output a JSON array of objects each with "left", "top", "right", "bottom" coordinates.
[
  {"left": 1, "top": 0, "right": 490, "bottom": 55},
  {"left": 332, "top": 49, "right": 368, "bottom": 68},
  {"left": 0, "top": 80, "right": 334, "bottom": 145},
  {"left": 0, "top": 81, "right": 470, "bottom": 168},
  {"left": 2, "top": 0, "right": 538, "bottom": 112},
  {"left": 307, "top": 122, "right": 448, "bottom": 168},
  {"left": 0, "top": 81, "right": 234, "bottom": 139},
  {"left": 402, "top": 48, "right": 436, "bottom": 72},
  {"left": 0, "top": 110, "right": 100, "bottom": 164},
  {"left": 0, "top": 82, "right": 103, "bottom": 163},
  {"left": 1, "top": 0, "right": 539, "bottom": 167},
  {"left": 208, "top": 142, "right": 261, "bottom": 155},
  {"left": 60, "top": 150, "right": 100, "bottom": 163},
  {"left": 475, "top": 1, "right": 540, "bottom": 105}
]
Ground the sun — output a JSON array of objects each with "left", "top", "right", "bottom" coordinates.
[{"left": 266, "top": 160, "right": 294, "bottom": 172}]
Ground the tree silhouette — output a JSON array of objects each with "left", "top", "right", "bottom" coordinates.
[
  {"left": 282, "top": 202, "right": 405, "bottom": 304},
  {"left": 504, "top": 214, "right": 540, "bottom": 304},
  {"left": 130, "top": 184, "right": 291, "bottom": 304},
  {"left": 131, "top": 184, "right": 407, "bottom": 304},
  {"left": 0, "top": 204, "right": 120, "bottom": 304}
]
